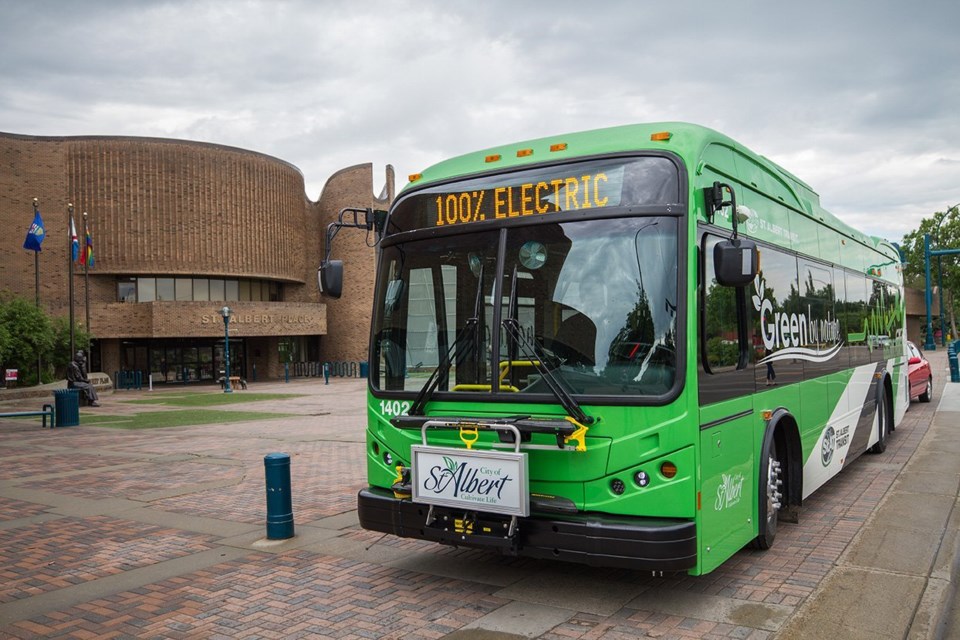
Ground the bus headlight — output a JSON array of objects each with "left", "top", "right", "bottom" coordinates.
[{"left": 634, "top": 471, "right": 650, "bottom": 487}]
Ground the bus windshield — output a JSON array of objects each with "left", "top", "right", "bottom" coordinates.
[{"left": 372, "top": 215, "right": 679, "bottom": 398}]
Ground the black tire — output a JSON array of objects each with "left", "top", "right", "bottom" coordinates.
[
  {"left": 919, "top": 377, "right": 933, "bottom": 403},
  {"left": 869, "top": 389, "right": 889, "bottom": 454},
  {"left": 754, "top": 439, "right": 782, "bottom": 550}
]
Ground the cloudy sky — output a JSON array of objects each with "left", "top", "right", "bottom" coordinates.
[{"left": 1, "top": 0, "right": 958, "bottom": 242}]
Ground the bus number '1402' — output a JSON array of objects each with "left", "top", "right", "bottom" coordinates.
[{"left": 380, "top": 400, "right": 410, "bottom": 416}]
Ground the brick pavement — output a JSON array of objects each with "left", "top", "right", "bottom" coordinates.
[{"left": 0, "top": 362, "right": 952, "bottom": 639}]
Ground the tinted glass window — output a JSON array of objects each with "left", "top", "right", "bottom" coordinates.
[
  {"left": 702, "top": 235, "right": 741, "bottom": 372},
  {"left": 389, "top": 157, "right": 680, "bottom": 234},
  {"left": 138, "top": 278, "right": 156, "bottom": 302},
  {"left": 156, "top": 278, "right": 175, "bottom": 301},
  {"left": 751, "top": 247, "right": 802, "bottom": 386}
]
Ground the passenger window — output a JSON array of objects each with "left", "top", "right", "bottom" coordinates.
[{"left": 702, "top": 235, "right": 742, "bottom": 372}]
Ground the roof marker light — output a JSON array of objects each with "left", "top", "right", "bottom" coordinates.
[
  {"left": 408, "top": 173, "right": 422, "bottom": 183},
  {"left": 650, "top": 131, "right": 673, "bottom": 141},
  {"left": 550, "top": 143, "right": 568, "bottom": 152},
  {"left": 485, "top": 154, "right": 502, "bottom": 163},
  {"left": 516, "top": 148, "right": 533, "bottom": 157}
]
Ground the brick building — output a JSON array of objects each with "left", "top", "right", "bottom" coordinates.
[{"left": 1, "top": 132, "right": 393, "bottom": 384}]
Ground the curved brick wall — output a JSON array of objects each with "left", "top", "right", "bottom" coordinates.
[{"left": 66, "top": 137, "right": 307, "bottom": 281}]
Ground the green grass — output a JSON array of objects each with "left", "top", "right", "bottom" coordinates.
[
  {"left": 81, "top": 409, "right": 295, "bottom": 430},
  {"left": 122, "top": 392, "right": 305, "bottom": 408}
]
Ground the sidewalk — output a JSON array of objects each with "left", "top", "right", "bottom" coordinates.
[
  {"left": 0, "top": 360, "right": 956, "bottom": 639},
  {"left": 779, "top": 351, "right": 960, "bottom": 639}
]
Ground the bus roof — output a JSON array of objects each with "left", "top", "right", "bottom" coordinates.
[{"left": 403, "top": 122, "right": 897, "bottom": 260}]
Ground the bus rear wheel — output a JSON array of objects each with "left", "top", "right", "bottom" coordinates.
[
  {"left": 754, "top": 440, "right": 783, "bottom": 550},
  {"left": 870, "top": 390, "right": 889, "bottom": 454}
]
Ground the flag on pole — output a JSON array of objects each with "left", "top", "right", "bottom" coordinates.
[
  {"left": 23, "top": 210, "right": 46, "bottom": 252},
  {"left": 70, "top": 215, "right": 79, "bottom": 262},
  {"left": 82, "top": 226, "right": 94, "bottom": 268}
]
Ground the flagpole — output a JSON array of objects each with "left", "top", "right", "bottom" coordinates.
[
  {"left": 83, "top": 212, "right": 91, "bottom": 351},
  {"left": 68, "top": 203, "right": 75, "bottom": 358},
  {"left": 33, "top": 198, "right": 42, "bottom": 383},
  {"left": 32, "top": 199, "right": 41, "bottom": 306}
]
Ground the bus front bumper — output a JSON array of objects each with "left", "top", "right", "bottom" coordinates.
[{"left": 357, "top": 487, "right": 697, "bottom": 572}]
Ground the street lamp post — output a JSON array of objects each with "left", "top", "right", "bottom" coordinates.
[
  {"left": 925, "top": 203, "right": 960, "bottom": 350},
  {"left": 936, "top": 204, "right": 960, "bottom": 346},
  {"left": 219, "top": 306, "right": 232, "bottom": 393}
]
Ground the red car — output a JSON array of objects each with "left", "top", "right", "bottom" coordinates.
[{"left": 907, "top": 341, "right": 933, "bottom": 403}]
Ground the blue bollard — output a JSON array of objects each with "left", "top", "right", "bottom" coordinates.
[
  {"left": 323, "top": 362, "right": 330, "bottom": 385},
  {"left": 264, "top": 453, "right": 295, "bottom": 539}
]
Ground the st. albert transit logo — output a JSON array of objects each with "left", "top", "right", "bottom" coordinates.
[
  {"left": 821, "top": 426, "right": 836, "bottom": 466},
  {"left": 752, "top": 275, "right": 843, "bottom": 365}
]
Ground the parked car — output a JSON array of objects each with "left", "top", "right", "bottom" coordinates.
[{"left": 907, "top": 341, "right": 933, "bottom": 403}]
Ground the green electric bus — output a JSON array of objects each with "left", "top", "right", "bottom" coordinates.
[{"left": 355, "top": 122, "right": 906, "bottom": 575}]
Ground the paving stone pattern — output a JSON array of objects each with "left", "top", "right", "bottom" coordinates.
[{"left": 0, "top": 368, "right": 948, "bottom": 639}]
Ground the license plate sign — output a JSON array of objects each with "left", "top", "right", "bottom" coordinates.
[{"left": 411, "top": 446, "right": 529, "bottom": 517}]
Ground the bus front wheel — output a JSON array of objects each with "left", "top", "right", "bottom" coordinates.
[{"left": 754, "top": 440, "right": 783, "bottom": 550}]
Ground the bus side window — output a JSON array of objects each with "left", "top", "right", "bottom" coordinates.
[{"left": 701, "top": 234, "right": 749, "bottom": 372}]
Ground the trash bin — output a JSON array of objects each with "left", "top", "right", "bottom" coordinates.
[
  {"left": 53, "top": 389, "right": 81, "bottom": 427},
  {"left": 359, "top": 361, "right": 369, "bottom": 378}
]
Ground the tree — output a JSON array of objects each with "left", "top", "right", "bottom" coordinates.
[
  {"left": 50, "top": 316, "right": 92, "bottom": 379},
  {"left": 0, "top": 295, "right": 92, "bottom": 386},
  {"left": 0, "top": 295, "right": 54, "bottom": 386},
  {"left": 900, "top": 205, "right": 960, "bottom": 339}
]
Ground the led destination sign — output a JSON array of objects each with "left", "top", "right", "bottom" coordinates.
[
  {"left": 433, "top": 171, "right": 611, "bottom": 227},
  {"left": 390, "top": 156, "right": 679, "bottom": 233}
]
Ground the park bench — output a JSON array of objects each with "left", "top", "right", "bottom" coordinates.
[
  {"left": 0, "top": 404, "right": 55, "bottom": 428},
  {"left": 218, "top": 376, "right": 247, "bottom": 390}
]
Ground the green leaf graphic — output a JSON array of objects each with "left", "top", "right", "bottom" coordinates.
[{"left": 443, "top": 456, "right": 458, "bottom": 473}]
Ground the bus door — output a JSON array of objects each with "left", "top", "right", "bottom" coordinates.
[
  {"left": 697, "top": 231, "right": 758, "bottom": 573},
  {"left": 698, "top": 386, "right": 756, "bottom": 572}
]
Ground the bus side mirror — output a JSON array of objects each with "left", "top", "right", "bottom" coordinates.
[
  {"left": 318, "top": 260, "right": 344, "bottom": 298},
  {"left": 714, "top": 238, "right": 758, "bottom": 287}
]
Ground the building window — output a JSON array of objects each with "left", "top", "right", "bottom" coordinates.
[
  {"left": 138, "top": 278, "right": 156, "bottom": 302},
  {"left": 118, "top": 279, "right": 136, "bottom": 303},
  {"left": 225, "top": 280, "right": 239, "bottom": 301},
  {"left": 175, "top": 278, "right": 192, "bottom": 300},
  {"left": 116, "top": 276, "right": 280, "bottom": 302},
  {"left": 209, "top": 279, "right": 225, "bottom": 301},
  {"left": 194, "top": 279, "right": 210, "bottom": 301},
  {"left": 156, "top": 278, "right": 175, "bottom": 301}
]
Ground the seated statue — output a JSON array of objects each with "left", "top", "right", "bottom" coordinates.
[{"left": 66, "top": 350, "right": 100, "bottom": 407}]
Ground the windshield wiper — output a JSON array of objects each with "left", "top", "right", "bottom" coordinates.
[
  {"left": 409, "top": 265, "right": 484, "bottom": 416},
  {"left": 502, "top": 266, "right": 594, "bottom": 425}
]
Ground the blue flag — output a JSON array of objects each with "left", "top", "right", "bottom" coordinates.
[
  {"left": 70, "top": 215, "right": 79, "bottom": 262},
  {"left": 23, "top": 211, "right": 46, "bottom": 252}
]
